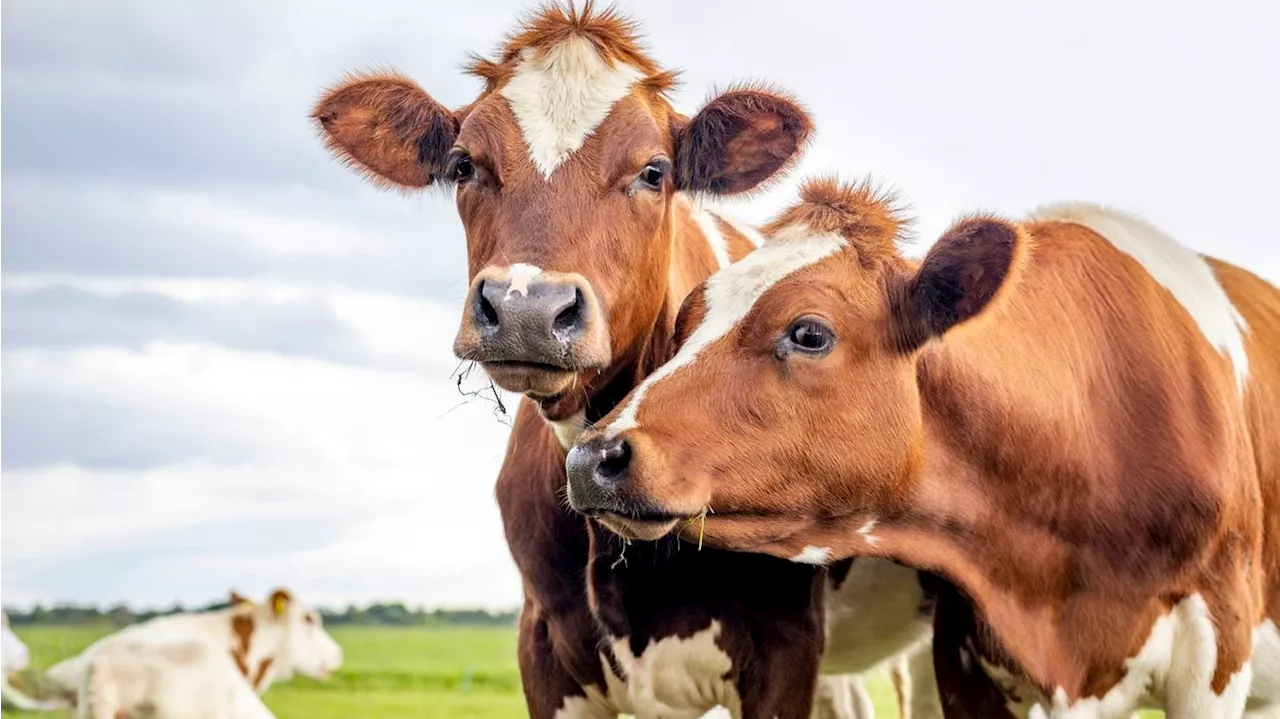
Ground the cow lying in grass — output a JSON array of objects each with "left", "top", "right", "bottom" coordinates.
[
  {"left": 45, "top": 589, "right": 342, "bottom": 718},
  {"left": 567, "top": 177, "right": 1280, "bottom": 718},
  {"left": 2, "top": 611, "right": 70, "bottom": 712}
]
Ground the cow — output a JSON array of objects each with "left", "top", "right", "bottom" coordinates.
[
  {"left": 2, "top": 610, "right": 71, "bottom": 712},
  {"left": 46, "top": 589, "right": 342, "bottom": 716},
  {"left": 311, "top": 3, "right": 937, "bottom": 717},
  {"left": 566, "top": 176, "right": 1280, "bottom": 718}
]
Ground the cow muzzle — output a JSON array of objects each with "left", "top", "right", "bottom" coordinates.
[{"left": 453, "top": 264, "right": 610, "bottom": 398}]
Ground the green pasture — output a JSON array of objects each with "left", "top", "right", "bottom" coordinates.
[{"left": 2, "top": 624, "right": 1162, "bottom": 718}]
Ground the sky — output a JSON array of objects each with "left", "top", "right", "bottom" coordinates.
[{"left": 2, "top": 0, "right": 1278, "bottom": 610}]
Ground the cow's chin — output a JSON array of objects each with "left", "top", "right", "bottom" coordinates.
[
  {"left": 595, "top": 513, "right": 681, "bottom": 542},
  {"left": 481, "top": 362, "right": 577, "bottom": 398}
]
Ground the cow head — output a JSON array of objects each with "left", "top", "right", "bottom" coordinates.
[
  {"left": 1, "top": 612, "right": 30, "bottom": 678},
  {"left": 566, "top": 178, "right": 1029, "bottom": 558},
  {"left": 313, "top": 3, "right": 811, "bottom": 421},
  {"left": 232, "top": 588, "right": 343, "bottom": 685}
]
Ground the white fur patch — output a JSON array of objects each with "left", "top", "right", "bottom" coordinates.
[
  {"left": 608, "top": 621, "right": 742, "bottom": 718},
  {"left": 606, "top": 224, "right": 846, "bottom": 437},
  {"left": 505, "top": 262, "right": 543, "bottom": 298},
  {"left": 551, "top": 411, "right": 587, "bottom": 449},
  {"left": 1031, "top": 202, "right": 1250, "bottom": 392},
  {"left": 856, "top": 520, "right": 880, "bottom": 546},
  {"left": 1012, "top": 594, "right": 1254, "bottom": 718},
  {"left": 501, "top": 39, "right": 645, "bottom": 178},
  {"left": 687, "top": 202, "right": 732, "bottom": 270},
  {"left": 791, "top": 546, "right": 832, "bottom": 565}
]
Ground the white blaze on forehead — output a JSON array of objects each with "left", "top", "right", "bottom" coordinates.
[
  {"left": 605, "top": 224, "right": 846, "bottom": 437},
  {"left": 1031, "top": 202, "right": 1251, "bottom": 393},
  {"left": 505, "top": 262, "right": 543, "bottom": 298},
  {"left": 501, "top": 38, "right": 646, "bottom": 178}
]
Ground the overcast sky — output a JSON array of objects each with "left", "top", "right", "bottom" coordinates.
[{"left": 3, "top": 0, "right": 1278, "bottom": 610}]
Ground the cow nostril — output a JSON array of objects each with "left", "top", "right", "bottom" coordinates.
[
  {"left": 552, "top": 288, "right": 585, "bottom": 335},
  {"left": 476, "top": 281, "right": 499, "bottom": 328},
  {"left": 596, "top": 439, "right": 632, "bottom": 482}
]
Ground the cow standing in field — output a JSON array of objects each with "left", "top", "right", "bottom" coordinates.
[
  {"left": 44, "top": 589, "right": 342, "bottom": 719},
  {"left": 312, "top": 3, "right": 937, "bottom": 717},
  {"left": 2, "top": 611, "right": 71, "bottom": 712},
  {"left": 567, "top": 176, "right": 1280, "bottom": 717}
]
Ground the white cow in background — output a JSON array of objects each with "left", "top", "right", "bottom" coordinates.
[
  {"left": 2, "top": 610, "right": 70, "bottom": 712},
  {"left": 45, "top": 588, "right": 342, "bottom": 719}
]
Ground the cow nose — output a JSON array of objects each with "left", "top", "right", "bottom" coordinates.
[
  {"left": 475, "top": 278, "right": 585, "bottom": 341},
  {"left": 566, "top": 435, "right": 633, "bottom": 513}
]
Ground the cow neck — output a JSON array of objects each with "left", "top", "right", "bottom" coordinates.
[
  {"left": 228, "top": 610, "right": 278, "bottom": 693},
  {"left": 845, "top": 342, "right": 1155, "bottom": 701}
]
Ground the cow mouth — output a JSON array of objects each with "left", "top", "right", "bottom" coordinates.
[
  {"left": 594, "top": 510, "right": 683, "bottom": 542},
  {"left": 481, "top": 360, "right": 579, "bottom": 396}
]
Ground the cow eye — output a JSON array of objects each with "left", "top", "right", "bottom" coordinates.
[
  {"left": 782, "top": 317, "right": 835, "bottom": 355},
  {"left": 639, "top": 163, "right": 664, "bottom": 188},
  {"left": 451, "top": 154, "right": 474, "bottom": 183},
  {"left": 304, "top": 613, "right": 316, "bottom": 625},
  {"left": 631, "top": 160, "right": 669, "bottom": 193}
]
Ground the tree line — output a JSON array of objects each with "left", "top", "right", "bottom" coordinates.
[{"left": 4, "top": 600, "right": 517, "bottom": 627}]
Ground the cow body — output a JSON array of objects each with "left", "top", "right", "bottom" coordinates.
[
  {"left": 78, "top": 640, "right": 275, "bottom": 719},
  {"left": 46, "top": 590, "right": 342, "bottom": 717},
  {"left": 568, "top": 177, "right": 1280, "bottom": 718},
  {"left": 314, "top": 5, "right": 938, "bottom": 717}
]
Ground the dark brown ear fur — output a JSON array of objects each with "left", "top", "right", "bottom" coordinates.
[
  {"left": 893, "top": 217, "right": 1027, "bottom": 350},
  {"left": 673, "top": 86, "right": 812, "bottom": 196},
  {"left": 312, "top": 72, "right": 460, "bottom": 189}
]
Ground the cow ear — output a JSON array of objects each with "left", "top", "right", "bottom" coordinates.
[
  {"left": 312, "top": 72, "right": 461, "bottom": 189},
  {"left": 229, "top": 591, "right": 251, "bottom": 607},
  {"left": 892, "top": 216, "right": 1028, "bottom": 351},
  {"left": 673, "top": 87, "right": 812, "bottom": 195},
  {"left": 268, "top": 589, "right": 292, "bottom": 617}
]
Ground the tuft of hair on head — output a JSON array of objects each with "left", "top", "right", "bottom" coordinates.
[
  {"left": 763, "top": 176, "right": 910, "bottom": 261},
  {"left": 464, "top": 1, "right": 675, "bottom": 98}
]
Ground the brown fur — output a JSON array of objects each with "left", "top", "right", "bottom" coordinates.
[
  {"left": 229, "top": 612, "right": 253, "bottom": 679},
  {"left": 577, "top": 177, "right": 1279, "bottom": 712},
  {"left": 313, "top": 4, "right": 825, "bottom": 717}
]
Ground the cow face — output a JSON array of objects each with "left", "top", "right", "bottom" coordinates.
[
  {"left": 312, "top": 5, "right": 811, "bottom": 421},
  {"left": 566, "top": 178, "right": 1028, "bottom": 559},
  {"left": 261, "top": 589, "right": 343, "bottom": 681}
]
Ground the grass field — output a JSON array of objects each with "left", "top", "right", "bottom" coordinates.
[{"left": 2, "top": 624, "right": 1162, "bottom": 718}]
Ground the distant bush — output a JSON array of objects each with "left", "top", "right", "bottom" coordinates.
[{"left": 4, "top": 600, "right": 517, "bottom": 627}]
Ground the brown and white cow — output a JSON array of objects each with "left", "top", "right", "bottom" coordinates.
[
  {"left": 313, "top": 4, "right": 936, "bottom": 717},
  {"left": 44, "top": 589, "right": 342, "bottom": 716},
  {"left": 567, "top": 177, "right": 1280, "bottom": 717}
]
